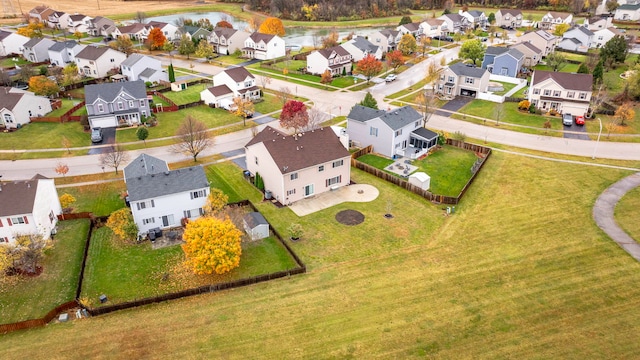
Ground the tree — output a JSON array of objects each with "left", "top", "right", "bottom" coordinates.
[
  {"left": 399, "top": 16, "right": 413, "bottom": 26},
  {"left": 216, "top": 20, "right": 233, "bottom": 29},
  {"left": 418, "top": 36, "right": 431, "bottom": 57},
  {"left": 168, "top": 63, "right": 176, "bottom": 83},
  {"left": 277, "top": 86, "right": 293, "bottom": 106},
  {"left": 203, "top": 188, "right": 228, "bottom": 216},
  {"left": 17, "top": 20, "right": 44, "bottom": 38},
  {"left": 258, "top": 17, "right": 285, "bottom": 36},
  {"left": 615, "top": 102, "right": 635, "bottom": 126},
  {"left": 73, "top": 31, "right": 83, "bottom": 40},
  {"left": 386, "top": 50, "right": 405, "bottom": 70},
  {"left": 593, "top": 60, "right": 604, "bottom": 84},
  {"left": 99, "top": 145, "right": 130, "bottom": 174},
  {"left": 459, "top": 39, "right": 485, "bottom": 65},
  {"left": 178, "top": 34, "right": 196, "bottom": 59},
  {"left": 59, "top": 193, "right": 76, "bottom": 211},
  {"left": 553, "top": 23, "right": 570, "bottom": 36},
  {"left": 171, "top": 115, "right": 212, "bottom": 162},
  {"left": 359, "top": 92, "right": 378, "bottom": 109},
  {"left": 108, "top": 35, "right": 134, "bottom": 55},
  {"left": 0, "top": 244, "right": 14, "bottom": 278},
  {"left": 61, "top": 136, "right": 72, "bottom": 154},
  {"left": 136, "top": 127, "right": 149, "bottom": 145},
  {"left": 55, "top": 162, "right": 69, "bottom": 177},
  {"left": 147, "top": 28, "right": 167, "bottom": 50},
  {"left": 232, "top": 96, "right": 255, "bottom": 126},
  {"left": 13, "top": 234, "right": 46, "bottom": 275},
  {"left": 606, "top": 0, "right": 619, "bottom": 13},
  {"left": 106, "top": 208, "right": 138, "bottom": 243},
  {"left": 354, "top": 54, "right": 383, "bottom": 83},
  {"left": 321, "top": 31, "right": 339, "bottom": 49},
  {"left": 28, "top": 76, "right": 59, "bottom": 97},
  {"left": 61, "top": 63, "right": 79, "bottom": 86},
  {"left": 279, "top": 100, "right": 309, "bottom": 133},
  {"left": 19, "top": 65, "right": 34, "bottom": 83},
  {"left": 415, "top": 91, "right": 436, "bottom": 126},
  {"left": 248, "top": 15, "right": 262, "bottom": 32},
  {"left": 487, "top": 13, "right": 496, "bottom": 24},
  {"left": 260, "top": 75, "right": 272, "bottom": 90},
  {"left": 304, "top": 107, "right": 325, "bottom": 131},
  {"left": 546, "top": 51, "right": 567, "bottom": 72},
  {"left": 577, "top": 62, "right": 589, "bottom": 74},
  {"left": 135, "top": 11, "right": 147, "bottom": 23},
  {"left": 494, "top": 103, "right": 504, "bottom": 126},
  {"left": 320, "top": 69, "right": 333, "bottom": 87},
  {"left": 181, "top": 216, "right": 242, "bottom": 275},
  {"left": 600, "top": 35, "right": 628, "bottom": 68},
  {"left": 195, "top": 40, "right": 215, "bottom": 60},
  {"left": 398, "top": 34, "right": 417, "bottom": 56}
]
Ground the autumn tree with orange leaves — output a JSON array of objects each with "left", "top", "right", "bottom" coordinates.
[
  {"left": 258, "top": 17, "right": 285, "bottom": 36},
  {"left": 147, "top": 27, "right": 167, "bottom": 50},
  {"left": 182, "top": 216, "right": 242, "bottom": 275},
  {"left": 386, "top": 50, "right": 405, "bottom": 70},
  {"left": 355, "top": 54, "right": 383, "bottom": 83},
  {"left": 28, "top": 75, "right": 59, "bottom": 96}
]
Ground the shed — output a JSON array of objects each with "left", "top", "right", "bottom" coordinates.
[
  {"left": 243, "top": 212, "right": 269, "bottom": 241},
  {"left": 408, "top": 172, "right": 430, "bottom": 190},
  {"left": 170, "top": 80, "right": 188, "bottom": 92}
]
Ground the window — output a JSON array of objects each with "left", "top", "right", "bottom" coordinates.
[
  {"left": 326, "top": 175, "right": 342, "bottom": 187},
  {"left": 255, "top": 156, "right": 258, "bottom": 165},
  {"left": 290, "top": 173, "right": 298, "bottom": 180},
  {"left": 110, "top": 58, "right": 115, "bottom": 63},
  {"left": 118, "top": 102, "right": 124, "bottom": 110},
  {"left": 533, "top": 88, "right": 540, "bottom": 95},
  {"left": 136, "top": 202, "right": 146, "bottom": 210},
  {"left": 332, "top": 159, "right": 344, "bottom": 168},
  {"left": 191, "top": 190, "right": 206, "bottom": 199},
  {"left": 448, "top": 76, "right": 455, "bottom": 82},
  {"left": 11, "top": 217, "right": 25, "bottom": 224},
  {"left": 3, "top": 114, "right": 13, "bottom": 123},
  {"left": 287, "top": 189, "right": 296, "bottom": 196},
  {"left": 184, "top": 208, "right": 203, "bottom": 219},
  {"left": 553, "top": 91, "right": 560, "bottom": 97},
  {"left": 369, "top": 127, "right": 378, "bottom": 137},
  {"left": 440, "top": 75, "right": 445, "bottom": 80},
  {"left": 49, "top": 211, "right": 55, "bottom": 223},
  {"left": 465, "top": 77, "right": 474, "bottom": 84},
  {"left": 142, "top": 218, "right": 155, "bottom": 225},
  {"left": 140, "top": 100, "right": 145, "bottom": 107},
  {"left": 543, "top": 90, "right": 551, "bottom": 96},
  {"left": 415, "top": 121, "right": 420, "bottom": 127},
  {"left": 318, "top": 165, "right": 324, "bottom": 172},
  {"left": 567, "top": 91, "right": 574, "bottom": 98},
  {"left": 129, "top": 100, "right": 134, "bottom": 107},
  {"left": 395, "top": 129, "right": 402, "bottom": 136},
  {"left": 579, "top": 92, "right": 587, "bottom": 99}
]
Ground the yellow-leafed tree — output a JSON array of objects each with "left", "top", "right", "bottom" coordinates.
[
  {"left": 106, "top": 208, "right": 138, "bottom": 242},
  {"left": 59, "top": 193, "right": 76, "bottom": 209},
  {"left": 17, "top": 20, "right": 44, "bottom": 38},
  {"left": 258, "top": 17, "right": 285, "bottom": 36},
  {"left": 203, "top": 188, "right": 229, "bottom": 216},
  {"left": 182, "top": 216, "right": 242, "bottom": 275}
]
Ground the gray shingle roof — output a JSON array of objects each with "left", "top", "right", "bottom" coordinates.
[
  {"left": 120, "top": 53, "right": 145, "bottom": 67},
  {"left": 379, "top": 29, "right": 400, "bottom": 38},
  {"left": 562, "top": 37, "right": 582, "bottom": 45},
  {"left": 139, "top": 68, "right": 158, "bottom": 78},
  {"left": 618, "top": 3, "right": 640, "bottom": 10},
  {"left": 467, "top": 10, "right": 484, "bottom": 17},
  {"left": 349, "top": 37, "right": 379, "bottom": 54},
  {"left": 244, "top": 212, "right": 268, "bottom": 228},
  {"left": 85, "top": 80, "right": 147, "bottom": 104},
  {"left": 24, "top": 37, "right": 47, "bottom": 48},
  {"left": 126, "top": 165, "right": 208, "bottom": 201},
  {"left": 576, "top": 26, "right": 594, "bottom": 36},
  {"left": 0, "top": 30, "right": 10, "bottom": 41},
  {"left": 412, "top": 127, "right": 438, "bottom": 140},
  {"left": 76, "top": 45, "right": 112, "bottom": 61},
  {"left": 500, "top": 48, "right": 524, "bottom": 60},
  {"left": 249, "top": 32, "right": 276, "bottom": 44},
  {"left": 348, "top": 105, "right": 422, "bottom": 131},
  {"left": 347, "top": 105, "right": 387, "bottom": 123},
  {"left": 485, "top": 46, "right": 510, "bottom": 55},
  {"left": 124, "top": 154, "right": 169, "bottom": 180},
  {"left": 449, "top": 62, "right": 488, "bottom": 78},
  {"left": 48, "top": 40, "right": 78, "bottom": 52},
  {"left": 511, "top": 41, "right": 542, "bottom": 54},
  {"left": 498, "top": 9, "right": 522, "bottom": 16},
  {"left": 401, "top": 22, "right": 421, "bottom": 32}
]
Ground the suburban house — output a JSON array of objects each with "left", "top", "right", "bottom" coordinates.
[
  {"left": 539, "top": 12, "right": 573, "bottom": 31},
  {"left": 557, "top": 26, "right": 593, "bottom": 52},
  {"left": 419, "top": 18, "right": 447, "bottom": 38},
  {"left": 0, "top": 87, "right": 52, "bottom": 129},
  {"left": 370, "top": 29, "right": 402, "bottom": 53},
  {"left": 243, "top": 212, "right": 269, "bottom": 241},
  {"left": 114, "top": 23, "right": 151, "bottom": 41},
  {"left": 0, "top": 175, "right": 62, "bottom": 244},
  {"left": 48, "top": 40, "right": 86, "bottom": 67},
  {"left": 510, "top": 41, "right": 543, "bottom": 67},
  {"left": 494, "top": 9, "right": 523, "bottom": 28},
  {"left": 341, "top": 36, "right": 382, "bottom": 61},
  {"left": 124, "top": 154, "right": 210, "bottom": 234},
  {"left": 614, "top": 3, "right": 640, "bottom": 20},
  {"left": 438, "top": 13, "right": 470, "bottom": 33},
  {"left": 183, "top": 25, "right": 211, "bottom": 42},
  {"left": 396, "top": 22, "right": 422, "bottom": 37},
  {"left": 21, "top": 37, "right": 55, "bottom": 62},
  {"left": 120, "top": 53, "right": 168, "bottom": 83},
  {"left": 75, "top": 46, "right": 126, "bottom": 78},
  {"left": 47, "top": 11, "right": 69, "bottom": 29},
  {"left": 306, "top": 45, "right": 353, "bottom": 76},
  {"left": 201, "top": 66, "right": 260, "bottom": 107},
  {"left": 242, "top": 32, "right": 285, "bottom": 60},
  {"left": 244, "top": 126, "right": 351, "bottom": 205},
  {"left": 88, "top": 16, "right": 117, "bottom": 37},
  {"left": 28, "top": 5, "right": 55, "bottom": 25},
  {"left": 66, "top": 14, "right": 92, "bottom": 34},
  {"left": 347, "top": 105, "right": 438, "bottom": 159},
  {"left": 148, "top": 21, "right": 182, "bottom": 41},
  {"left": 517, "top": 30, "right": 558, "bottom": 57},
  {"left": 84, "top": 80, "right": 150, "bottom": 129},
  {"left": 460, "top": 10, "right": 487, "bottom": 29},
  {"left": 528, "top": 70, "right": 593, "bottom": 116},
  {"left": 208, "top": 27, "right": 250, "bottom": 55},
  {"left": 592, "top": 27, "right": 623, "bottom": 48},
  {"left": 481, "top": 46, "right": 524, "bottom": 77},
  {"left": 584, "top": 16, "right": 613, "bottom": 31},
  {"left": 0, "top": 30, "right": 29, "bottom": 56},
  {"left": 436, "top": 62, "right": 490, "bottom": 98}
]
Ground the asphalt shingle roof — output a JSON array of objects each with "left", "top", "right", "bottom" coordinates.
[
  {"left": 348, "top": 105, "right": 422, "bottom": 131},
  {"left": 348, "top": 37, "right": 379, "bottom": 54},
  {"left": 221, "top": 66, "right": 254, "bottom": 82},
  {"left": 0, "top": 177, "right": 46, "bottom": 217},
  {"left": 84, "top": 80, "right": 147, "bottom": 104},
  {"left": 532, "top": 70, "right": 593, "bottom": 92},
  {"left": 244, "top": 212, "right": 268, "bottom": 228},
  {"left": 449, "top": 62, "right": 488, "bottom": 78},
  {"left": 120, "top": 53, "right": 145, "bottom": 67},
  {"left": 124, "top": 154, "right": 169, "bottom": 180},
  {"left": 48, "top": 40, "right": 78, "bottom": 52},
  {"left": 0, "top": 87, "right": 24, "bottom": 111},
  {"left": 126, "top": 165, "right": 208, "bottom": 202},
  {"left": 76, "top": 45, "right": 112, "bottom": 61}
]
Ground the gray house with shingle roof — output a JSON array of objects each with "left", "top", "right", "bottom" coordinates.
[
  {"left": 481, "top": 47, "right": 524, "bottom": 77},
  {"left": 84, "top": 80, "right": 150, "bottom": 129},
  {"left": 557, "top": 26, "right": 594, "bottom": 52},
  {"left": 437, "top": 62, "right": 490, "bottom": 98},
  {"left": 120, "top": 53, "right": 168, "bottom": 83},
  {"left": 347, "top": 105, "right": 438, "bottom": 159},
  {"left": 124, "top": 154, "right": 210, "bottom": 234},
  {"left": 341, "top": 36, "right": 383, "bottom": 61},
  {"left": 22, "top": 37, "right": 55, "bottom": 62}
]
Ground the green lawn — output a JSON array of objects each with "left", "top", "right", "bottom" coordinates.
[
  {"left": 357, "top": 153, "right": 394, "bottom": 168},
  {"left": 205, "top": 165, "right": 243, "bottom": 203},
  {"left": 161, "top": 84, "right": 209, "bottom": 105},
  {"left": 490, "top": 81, "right": 517, "bottom": 96},
  {"left": 615, "top": 185, "right": 640, "bottom": 241},
  {"left": 253, "top": 93, "right": 282, "bottom": 114},
  {"left": 0, "top": 219, "right": 90, "bottom": 324},
  {"left": 59, "top": 182, "right": 127, "bottom": 217},
  {"left": 47, "top": 99, "right": 82, "bottom": 117},
  {"left": 533, "top": 63, "right": 580, "bottom": 73},
  {"left": 0, "top": 122, "right": 88, "bottom": 150}
]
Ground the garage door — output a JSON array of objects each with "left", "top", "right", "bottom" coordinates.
[
  {"left": 562, "top": 104, "right": 587, "bottom": 117},
  {"left": 90, "top": 116, "right": 117, "bottom": 129}
]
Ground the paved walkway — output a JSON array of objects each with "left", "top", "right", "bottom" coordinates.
[
  {"left": 289, "top": 184, "right": 379, "bottom": 217},
  {"left": 593, "top": 172, "right": 640, "bottom": 261}
]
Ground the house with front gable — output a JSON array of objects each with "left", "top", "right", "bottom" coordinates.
[
  {"left": 28, "top": 5, "right": 54, "bottom": 25},
  {"left": 510, "top": 41, "right": 543, "bottom": 67},
  {"left": 48, "top": 40, "right": 86, "bottom": 67},
  {"left": 47, "top": 11, "right": 69, "bottom": 29},
  {"left": 0, "top": 30, "right": 29, "bottom": 56},
  {"left": 438, "top": 13, "right": 471, "bottom": 34},
  {"left": 120, "top": 53, "right": 168, "bottom": 83},
  {"left": 396, "top": 22, "right": 422, "bottom": 38},
  {"left": 0, "top": 175, "right": 62, "bottom": 244},
  {"left": 306, "top": 45, "right": 353, "bottom": 76},
  {"left": 419, "top": 18, "right": 447, "bottom": 38},
  {"left": 481, "top": 46, "right": 524, "bottom": 77},
  {"left": 592, "top": 27, "right": 623, "bottom": 48},
  {"left": 88, "top": 16, "right": 117, "bottom": 37},
  {"left": 341, "top": 36, "right": 382, "bottom": 61},
  {"left": 0, "top": 87, "right": 52, "bottom": 129},
  {"left": 369, "top": 29, "right": 402, "bottom": 53},
  {"left": 528, "top": 70, "right": 592, "bottom": 116},
  {"left": 183, "top": 25, "right": 211, "bottom": 43},
  {"left": 494, "top": 9, "right": 523, "bottom": 29},
  {"left": 245, "top": 126, "right": 351, "bottom": 205},
  {"left": 201, "top": 66, "right": 260, "bottom": 107},
  {"left": 22, "top": 37, "right": 55, "bottom": 62},
  {"left": 583, "top": 16, "right": 613, "bottom": 31},
  {"left": 84, "top": 80, "right": 150, "bottom": 129},
  {"left": 75, "top": 46, "right": 126, "bottom": 78},
  {"left": 124, "top": 154, "right": 210, "bottom": 234},
  {"left": 347, "top": 105, "right": 438, "bottom": 159},
  {"left": 557, "top": 26, "right": 593, "bottom": 52},
  {"left": 460, "top": 10, "right": 487, "bottom": 29},
  {"left": 67, "top": 14, "right": 92, "bottom": 34},
  {"left": 614, "top": 3, "right": 640, "bottom": 20},
  {"left": 242, "top": 32, "right": 285, "bottom": 60},
  {"left": 148, "top": 21, "right": 182, "bottom": 41},
  {"left": 517, "top": 30, "right": 558, "bottom": 57},
  {"left": 208, "top": 27, "right": 250, "bottom": 55},
  {"left": 436, "top": 62, "right": 490, "bottom": 98},
  {"left": 113, "top": 23, "right": 151, "bottom": 41},
  {"left": 539, "top": 12, "right": 573, "bottom": 31}
]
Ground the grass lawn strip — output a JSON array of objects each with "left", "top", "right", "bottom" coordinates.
[
  {"left": 58, "top": 182, "right": 127, "bottom": 217},
  {"left": 160, "top": 83, "right": 210, "bottom": 106},
  {"left": 614, "top": 185, "right": 640, "bottom": 241}
]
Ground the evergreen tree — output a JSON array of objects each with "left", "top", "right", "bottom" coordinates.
[
  {"left": 577, "top": 63, "right": 589, "bottom": 74},
  {"left": 399, "top": 16, "right": 412, "bottom": 26},
  {"left": 359, "top": 92, "right": 378, "bottom": 109},
  {"left": 593, "top": 61, "right": 604, "bottom": 84},
  {"left": 168, "top": 63, "right": 176, "bottom": 83}
]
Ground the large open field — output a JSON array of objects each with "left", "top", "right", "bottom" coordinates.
[{"left": 1, "top": 151, "right": 639, "bottom": 358}]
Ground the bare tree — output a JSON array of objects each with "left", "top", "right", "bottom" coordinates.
[
  {"left": 415, "top": 90, "right": 437, "bottom": 126},
  {"left": 303, "top": 107, "right": 325, "bottom": 131},
  {"left": 588, "top": 83, "right": 608, "bottom": 119},
  {"left": 494, "top": 103, "right": 504, "bottom": 126},
  {"left": 260, "top": 76, "right": 272, "bottom": 90},
  {"left": 171, "top": 115, "right": 213, "bottom": 162},
  {"left": 99, "top": 145, "right": 130, "bottom": 174},
  {"left": 61, "top": 136, "right": 71, "bottom": 154},
  {"left": 135, "top": 11, "right": 147, "bottom": 23},
  {"left": 277, "top": 86, "right": 293, "bottom": 106}
]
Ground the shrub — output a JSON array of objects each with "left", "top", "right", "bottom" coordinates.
[
  {"left": 145, "top": 81, "right": 153, "bottom": 88},
  {"left": 518, "top": 100, "right": 530, "bottom": 110},
  {"left": 529, "top": 104, "right": 536, "bottom": 113},
  {"left": 452, "top": 131, "right": 466, "bottom": 142},
  {"left": 549, "top": 109, "right": 558, "bottom": 116}
]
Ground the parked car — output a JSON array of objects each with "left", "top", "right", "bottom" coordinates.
[
  {"left": 385, "top": 74, "right": 397, "bottom": 82},
  {"left": 91, "top": 127, "right": 103, "bottom": 143},
  {"left": 562, "top": 113, "right": 573, "bottom": 126},
  {"left": 574, "top": 115, "right": 585, "bottom": 125}
]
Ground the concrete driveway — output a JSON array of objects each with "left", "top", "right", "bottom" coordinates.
[
  {"left": 289, "top": 184, "right": 379, "bottom": 217},
  {"left": 87, "top": 127, "right": 116, "bottom": 155},
  {"left": 563, "top": 123, "right": 590, "bottom": 141}
]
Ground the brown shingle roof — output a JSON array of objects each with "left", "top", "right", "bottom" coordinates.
[
  {"left": 0, "top": 179, "right": 40, "bottom": 217},
  {"left": 498, "top": 9, "right": 522, "bottom": 16},
  {"left": 76, "top": 46, "right": 110, "bottom": 61},
  {"left": 206, "top": 84, "right": 233, "bottom": 97},
  {"left": 249, "top": 32, "right": 276, "bottom": 44},
  {"left": 0, "top": 87, "right": 24, "bottom": 111},
  {"left": 222, "top": 66, "right": 254, "bottom": 82},
  {"left": 317, "top": 45, "right": 351, "bottom": 59},
  {"left": 532, "top": 70, "right": 593, "bottom": 92}
]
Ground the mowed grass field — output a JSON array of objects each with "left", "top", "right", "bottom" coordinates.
[{"left": 615, "top": 185, "right": 640, "bottom": 241}]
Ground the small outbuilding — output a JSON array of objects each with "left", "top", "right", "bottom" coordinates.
[
  {"left": 408, "top": 172, "right": 431, "bottom": 190},
  {"left": 243, "top": 212, "right": 270, "bottom": 241}
]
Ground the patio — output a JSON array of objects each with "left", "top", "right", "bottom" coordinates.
[
  {"left": 289, "top": 184, "right": 379, "bottom": 217},
  {"left": 384, "top": 161, "right": 418, "bottom": 177},
  {"left": 148, "top": 227, "right": 184, "bottom": 250}
]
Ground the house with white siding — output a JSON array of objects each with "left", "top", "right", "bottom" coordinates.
[
  {"left": 208, "top": 27, "right": 250, "bottom": 55},
  {"left": 436, "top": 63, "right": 490, "bottom": 98},
  {"left": 306, "top": 45, "right": 352, "bottom": 76},
  {"left": 75, "top": 46, "right": 126, "bottom": 78},
  {"left": 242, "top": 32, "right": 285, "bottom": 60},
  {"left": 120, "top": 53, "right": 168, "bottom": 83},
  {"left": 48, "top": 40, "right": 86, "bottom": 67},
  {"left": 614, "top": 3, "right": 640, "bottom": 20},
  {"left": 369, "top": 29, "right": 402, "bottom": 53},
  {"left": 22, "top": 37, "right": 55, "bottom": 62},
  {"left": 0, "top": 30, "right": 29, "bottom": 56},
  {"left": 201, "top": 66, "right": 260, "bottom": 107},
  {"left": 0, "top": 87, "right": 52, "bottom": 129},
  {"left": 341, "top": 36, "right": 382, "bottom": 61},
  {"left": 517, "top": 30, "right": 558, "bottom": 57},
  {"left": 494, "top": 9, "right": 523, "bottom": 28},
  {"left": 528, "top": 70, "right": 593, "bottom": 116},
  {"left": 539, "top": 12, "right": 573, "bottom": 31}
]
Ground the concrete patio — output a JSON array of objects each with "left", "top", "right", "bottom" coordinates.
[
  {"left": 384, "top": 161, "right": 418, "bottom": 177},
  {"left": 288, "top": 184, "right": 379, "bottom": 216}
]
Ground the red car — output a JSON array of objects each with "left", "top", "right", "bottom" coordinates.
[{"left": 575, "top": 115, "right": 585, "bottom": 125}]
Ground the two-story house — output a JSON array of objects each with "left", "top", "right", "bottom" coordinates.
[
  {"left": 369, "top": 29, "right": 402, "bottom": 53},
  {"left": 208, "top": 27, "right": 250, "bottom": 55},
  {"left": 0, "top": 87, "right": 52, "bottom": 129},
  {"left": 306, "top": 45, "right": 353, "bottom": 76},
  {"left": 0, "top": 30, "right": 29, "bottom": 56},
  {"left": 148, "top": 21, "right": 182, "bottom": 41},
  {"left": 183, "top": 25, "right": 211, "bottom": 43},
  {"left": 22, "top": 37, "right": 55, "bottom": 62},
  {"left": 509, "top": 41, "right": 543, "bottom": 67},
  {"left": 245, "top": 126, "right": 351, "bottom": 205},
  {"left": 460, "top": 10, "right": 487, "bottom": 29},
  {"left": 539, "top": 11, "right": 573, "bottom": 31},
  {"left": 341, "top": 36, "right": 382, "bottom": 61},
  {"left": 584, "top": 16, "right": 613, "bottom": 31},
  {"left": 124, "top": 154, "right": 210, "bottom": 234},
  {"left": 396, "top": 22, "right": 422, "bottom": 38},
  {"left": 615, "top": 3, "right": 640, "bottom": 20},
  {"left": 47, "top": 11, "right": 69, "bottom": 29},
  {"left": 517, "top": 30, "right": 558, "bottom": 57},
  {"left": 592, "top": 27, "right": 623, "bottom": 48},
  {"left": 48, "top": 40, "right": 86, "bottom": 67},
  {"left": 557, "top": 26, "right": 594, "bottom": 52},
  {"left": 0, "top": 175, "right": 62, "bottom": 244},
  {"left": 28, "top": 5, "right": 54, "bottom": 25},
  {"left": 114, "top": 23, "right": 151, "bottom": 41},
  {"left": 481, "top": 46, "right": 524, "bottom": 77},
  {"left": 75, "top": 46, "right": 126, "bottom": 78},
  {"left": 528, "top": 70, "right": 593, "bottom": 116},
  {"left": 242, "top": 32, "right": 285, "bottom": 60},
  {"left": 494, "top": 9, "right": 523, "bottom": 28},
  {"left": 67, "top": 14, "right": 92, "bottom": 34},
  {"left": 200, "top": 66, "right": 260, "bottom": 107},
  {"left": 419, "top": 19, "right": 447, "bottom": 38},
  {"left": 88, "top": 16, "right": 117, "bottom": 37},
  {"left": 438, "top": 13, "right": 470, "bottom": 33},
  {"left": 84, "top": 80, "right": 150, "bottom": 129},
  {"left": 347, "top": 105, "right": 438, "bottom": 159},
  {"left": 120, "top": 53, "right": 168, "bottom": 83},
  {"left": 436, "top": 62, "right": 490, "bottom": 98}
]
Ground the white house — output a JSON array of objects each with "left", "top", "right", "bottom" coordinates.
[
  {"left": 369, "top": 29, "right": 402, "bottom": 53},
  {"left": 0, "top": 87, "right": 52, "bottom": 129},
  {"left": 245, "top": 126, "right": 351, "bottom": 205},
  {"left": 47, "top": 40, "right": 86, "bottom": 67},
  {"left": 557, "top": 26, "right": 593, "bottom": 52},
  {"left": 0, "top": 175, "right": 62, "bottom": 244},
  {"left": 84, "top": 80, "right": 150, "bottom": 128},
  {"left": 75, "top": 46, "right": 126, "bottom": 78},
  {"left": 208, "top": 27, "right": 250, "bottom": 55},
  {"left": 66, "top": 14, "right": 92, "bottom": 34},
  {"left": 614, "top": 3, "right": 640, "bottom": 20},
  {"left": 47, "top": 11, "right": 69, "bottom": 30},
  {"left": 341, "top": 36, "right": 382, "bottom": 61},
  {"left": 460, "top": 10, "right": 487, "bottom": 29},
  {"left": 88, "top": 16, "right": 117, "bottom": 37},
  {"left": 592, "top": 27, "right": 623, "bottom": 48},
  {"left": 28, "top": 5, "right": 54, "bottom": 25},
  {"left": 306, "top": 45, "right": 353, "bottom": 76},
  {"left": 584, "top": 16, "right": 613, "bottom": 31},
  {"left": 539, "top": 12, "right": 573, "bottom": 31},
  {"left": 438, "top": 13, "right": 470, "bottom": 33},
  {"left": 396, "top": 22, "right": 422, "bottom": 37},
  {"left": 242, "top": 32, "right": 285, "bottom": 60},
  {"left": 124, "top": 154, "right": 210, "bottom": 235},
  {"left": 0, "top": 30, "right": 29, "bottom": 56},
  {"left": 436, "top": 63, "right": 490, "bottom": 98},
  {"left": 22, "top": 37, "right": 55, "bottom": 63},
  {"left": 419, "top": 18, "right": 447, "bottom": 38},
  {"left": 517, "top": 30, "right": 558, "bottom": 57},
  {"left": 113, "top": 23, "right": 151, "bottom": 41},
  {"left": 215, "top": 66, "right": 259, "bottom": 100},
  {"left": 528, "top": 70, "right": 593, "bottom": 116},
  {"left": 243, "top": 212, "right": 269, "bottom": 241},
  {"left": 148, "top": 21, "right": 182, "bottom": 41},
  {"left": 494, "top": 9, "right": 523, "bottom": 28},
  {"left": 120, "top": 53, "right": 168, "bottom": 83}
]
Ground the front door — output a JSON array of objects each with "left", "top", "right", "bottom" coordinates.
[
  {"left": 304, "top": 184, "right": 314, "bottom": 197},
  {"left": 161, "top": 214, "right": 174, "bottom": 227}
]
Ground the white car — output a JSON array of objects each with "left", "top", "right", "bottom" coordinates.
[{"left": 385, "top": 74, "right": 397, "bottom": 82}]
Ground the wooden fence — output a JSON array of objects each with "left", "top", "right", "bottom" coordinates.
[
  {"left": 0, "top": 300, "right": 79, "bottom": 334},
  {"left": 350, "top": 145, "right": 373, "bottom": 159},
  {"left": 149, "top": 91, "right": 179, "bottom": 112},
  {"left": 30, "top": 101, "right": 86, "bottom": 124}
]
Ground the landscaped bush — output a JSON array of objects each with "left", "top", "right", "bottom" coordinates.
[
  {"left": 529, "top": 104, "right": 536, "bottom": 113},
  {"left": 518, "top": 100, "right": 530, "bottom": 110}
]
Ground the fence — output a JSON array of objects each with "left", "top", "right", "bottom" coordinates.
[
  {"left": 30, "top": 101, "right": 86, "bottom": 124},
  {"left": 149, "top": 91, "right": 179, "bottom": 112},
  {"left": 0, "top": 300, "right": 79, "bottom": 334},
  {"left": 350, "top": 145, "right": 373, "bottom": 159}
]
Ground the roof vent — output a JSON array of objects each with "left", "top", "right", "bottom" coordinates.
[
  {"left": 296, "top": 146, "right": 299, "bottom": 150},
  {"left": 164, "top": 171, "right": 170, "bottom": 175}
]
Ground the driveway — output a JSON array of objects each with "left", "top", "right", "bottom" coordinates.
[
  {"left": 563, "top": 123, "right": 590, "bottom": 141},
  {"left": 435, "top": 96, "right": 473, "bottom": 117},
  {"left": 87, "top": 127, "right": 116, "bottom": 155},
  {"left": 235, "top": 59, "right": 262, "bottom": 67}
]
